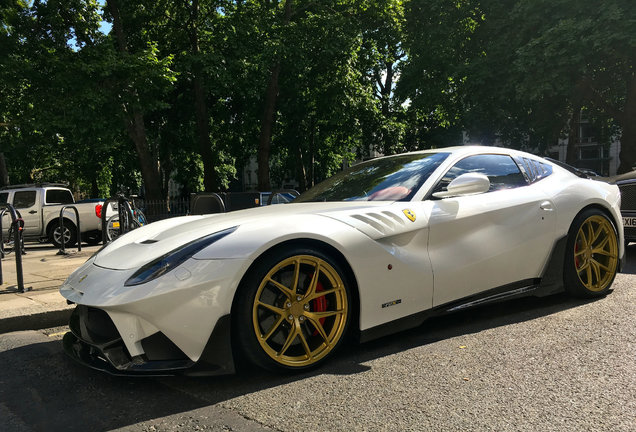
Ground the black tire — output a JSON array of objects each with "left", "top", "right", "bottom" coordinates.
[
  {"left": 564, "top": 208, "right": 619, "bottom": 298},
  {"left": 49, "top": 220, "right": 77, "bottom": 248},
  {"left": 234, "top": 246, "right": 352, "bottom": 372},
  {"left": 82, "top": 232, "right": 102, "bottom": 245}
]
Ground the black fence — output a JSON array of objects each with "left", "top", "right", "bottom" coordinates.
[
  {"left": 141, "top": 198, "right": 190, "bottom": 223},
  {"left": 133, "top": 190, "right": 299, "bottom": 223}
]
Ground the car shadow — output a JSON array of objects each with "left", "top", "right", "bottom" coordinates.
[{"left": 0, "top": 291, "right": 607, "bottom": 431}]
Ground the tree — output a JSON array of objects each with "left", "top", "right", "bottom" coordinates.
[
  {"left": 402, "top": 0, "right": 636, "bottom": 172},
  {"left": 0, "top": 0, "right": 126, "bottom": 195},
  {"left": 105, "top": 0, "right": 177, "bottom": 203},
  {"left": 358, "top": 0, "right": 409, "bottom": 155},
  {"left": 509, "top": 0, "right": 636, "bottom": 172}
]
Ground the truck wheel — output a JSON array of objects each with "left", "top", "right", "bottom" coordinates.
[
  {"left": 49, "top": 220, "right": 77, "bottom": 248},
  {"left": 82, "top": 232, "right": 102, "bottom": 245}
]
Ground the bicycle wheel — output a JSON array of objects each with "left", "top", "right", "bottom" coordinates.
[
  {"left": 106, "top": 215, "right": 121, "bottom": 242},
  {"left": 134, "top": 209, "right": 147, "bottom": 226}
]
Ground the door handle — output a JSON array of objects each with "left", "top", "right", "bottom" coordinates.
[
  {"left": 28, "top": 210, "right": 37, "bottom": 214},
  {"left": 540, "top": 201, "right": 554, "bottom": 211}
]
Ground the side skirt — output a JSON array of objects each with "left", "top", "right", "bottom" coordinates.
[{"left": 359, "top": 236, "right": 568, "bottom": 343}]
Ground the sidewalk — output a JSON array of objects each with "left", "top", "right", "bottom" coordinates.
[{"left": 0, "top": 243, "right": 101, "bottom": 333}]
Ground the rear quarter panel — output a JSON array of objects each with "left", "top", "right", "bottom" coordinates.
[{"left": 538, "top": 169, "right": 624, "bottom": 255}]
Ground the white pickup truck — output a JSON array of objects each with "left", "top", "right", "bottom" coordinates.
[{"left": 0, "top": 184, "right": 105, "bottom": 247}]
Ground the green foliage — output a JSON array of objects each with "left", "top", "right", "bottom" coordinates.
[
  {"left": 2, "top": 0, "right": 635, "bottom": 194},
  {"left": 401, "top": 0, "right": 636, "bottom": 163}
]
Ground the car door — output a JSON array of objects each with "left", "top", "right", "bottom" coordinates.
[
  {"left": 427, "top": 154, "right": 557, "bottom": 306},
  {"left": 12, "top": 189, "right": 42, "bottom": 235}
]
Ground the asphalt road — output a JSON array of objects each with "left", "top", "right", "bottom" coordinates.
[{"left": 1, "top": 246, "right": 635, "bottom": 432}]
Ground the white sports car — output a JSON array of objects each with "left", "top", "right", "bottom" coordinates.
[{"left": 60, "top": 146, "right": 624, "bottom": 375}]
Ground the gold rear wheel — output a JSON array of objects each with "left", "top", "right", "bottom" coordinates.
[
  {"left": 573, "top": 215, "right": 618, "bottom": 292},
  {"left": 566, "top": 210, "right": 619, "bottom": 297}
]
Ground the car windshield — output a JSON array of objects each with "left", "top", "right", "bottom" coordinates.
[{"left": 296, "top": 152, "right": 449, "bottom": 202}]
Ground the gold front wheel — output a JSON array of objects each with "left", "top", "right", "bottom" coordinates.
[{"left": 236, "top": 249, "right": 351, "bottom": 371}]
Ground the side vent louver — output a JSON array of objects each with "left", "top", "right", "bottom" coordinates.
[{"left": 350, "top": 211, "right": 406, "bottom": 235}]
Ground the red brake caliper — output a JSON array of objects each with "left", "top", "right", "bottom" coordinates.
[
  {"left": 575, "top": 243, "right": 579, "bottom": 268},
  {"left": 311, "top": 279, "right": 327, "bottom": 336}
]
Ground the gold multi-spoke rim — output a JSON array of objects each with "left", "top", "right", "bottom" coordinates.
[
  {"left": 574, "top": 215, "right": 618, "bottom": 292},
  {"left": 252, "top": 255, "right": 348, "bottom": 367}
]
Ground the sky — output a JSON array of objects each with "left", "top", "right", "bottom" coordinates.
[
  {"left": 99, "top": 20, "right": 112, "bottom": 35},
  {"left": 98, "top": 0, "right": 111, "bottom": 34}
]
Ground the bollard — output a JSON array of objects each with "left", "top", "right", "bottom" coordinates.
[
  {"left": 0, "top": 208, "right": 6, "bottom": 260},
  {"left": 56, "top": 206, "right": 82, "bottom": 255}
]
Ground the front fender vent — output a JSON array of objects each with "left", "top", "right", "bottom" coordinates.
[{"left": 350, "top": 211, "right": 406, "bottom": 235}]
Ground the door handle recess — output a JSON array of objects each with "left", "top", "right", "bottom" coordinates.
[
  {"left": 28, "top": 210, "right": 38, "bottom": 214},
  {"left": 540, "top": 201, "right": 554, "bottom": 211}
]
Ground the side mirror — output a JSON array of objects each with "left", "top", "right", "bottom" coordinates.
[{"left": 432, "top": 173, "right": 490, "bottom": 198}]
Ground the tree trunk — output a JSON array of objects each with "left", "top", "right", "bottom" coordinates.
[
  {"left": 257, "top": 62, "right": 281, "bottom": 191},
  {"left": 128, "top": 111, "right": 163, "bottom": 202},
  {"left": 565, "top": 105, "right": 580, "bottom": 165},
  {"left": 380, "top": 61, "right": 394, "bottom": 154},
  {"left": 189, "top": 0, "right": 217, "bottom": 192},
  {"left": 310, "top": 117, "right": 316, "bottom": 188},
  {"left": 91, "top": 177, "right": 99, "bottom": 198},
  {"left": 257, "top": 0, "right": 293, "bottom": 191},
  {"left": 0, "top": 153, "right": 9, "bottom": 186},
  {"left": 106, "top": 0, "right": 163, "bottom": 204},
  {"left": 381, "top": 61, "right": 394, "bottom": 117},
  {"left": 296, "top": 145, "right": 307, "bottom": 192},
  {"left": 617, "top": 74, "right": 636, "bottom": 174}
]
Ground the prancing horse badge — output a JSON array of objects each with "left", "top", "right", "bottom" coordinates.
[{"left": 403, "top": 209, "right": 416, "bottom": 222}]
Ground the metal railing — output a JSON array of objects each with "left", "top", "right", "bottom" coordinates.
[{"left": 56, "top": 205, "right": 81, "bottom": 255}]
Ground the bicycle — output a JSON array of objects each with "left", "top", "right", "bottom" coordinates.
[
  {"left": 1, "top": 209, "right": 25, "bottom": 257},
  {"left": 105, "top": 195, "right": 147, "bottom": 242}
]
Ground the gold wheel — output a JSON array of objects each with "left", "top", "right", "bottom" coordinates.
[
  {"left": 251, "top": 255, "right": 348, "bottom": 368},
  {"left": 573, "top": 215, "right": 618, "bottom": 292}
]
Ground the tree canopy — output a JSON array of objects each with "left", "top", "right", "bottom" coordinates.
[{"left": 1, "top": 0, "right": 634, "bottom": 199}]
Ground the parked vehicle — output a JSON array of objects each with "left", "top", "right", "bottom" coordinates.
[
  {"left": 60, "top": 146, "right": 623, "bottom": 376},
  {"left": 0, "top": 183, "right": 106, "bottom": 247},
  {"left": 617, "top": 177, "right": 636, "bottom": 245},
  {"left": 601, "top": 170, "right": 636, "bottom": 246}
]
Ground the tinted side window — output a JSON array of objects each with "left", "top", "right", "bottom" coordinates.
[
  {"left": 45, "top": 189, "right": 74, "bottom": 204},
  {"left": 13, "top": 191, "right": 37, "bottom": 208},
  {"left": 0, "top": 192, "right": 8, "bottom": 204},
  {"left": 434, "top": 154, "right": 527, "bottom": 194}
]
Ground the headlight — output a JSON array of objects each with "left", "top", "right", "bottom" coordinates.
[{"left": 125, "top": 226, "right": 237, "bottom": 286}]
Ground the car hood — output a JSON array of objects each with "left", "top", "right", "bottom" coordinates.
[{"left": 93, "top": 201, "right": 389, "bottom": 270}]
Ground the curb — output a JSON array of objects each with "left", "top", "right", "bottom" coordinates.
[{"left": 0, "top": 308, "right": 73, "bottom": 334}]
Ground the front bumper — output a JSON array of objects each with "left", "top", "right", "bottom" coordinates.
[
  {"left": 622, "top": 211, "right": 636, "bottom": 242},
  {"left": 63, "top": 305, "right": 235, "bottom": 376}
]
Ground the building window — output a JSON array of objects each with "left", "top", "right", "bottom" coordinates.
[{"left": 579, "top": 146, "right": 601, "bottom": 160}]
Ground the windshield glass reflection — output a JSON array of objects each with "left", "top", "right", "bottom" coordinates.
[{"left": 296, "top": 152, "right": 449, "bottom": 202}]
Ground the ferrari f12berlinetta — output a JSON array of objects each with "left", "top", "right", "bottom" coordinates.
[{"left": 60, "top": 146, "right": 624, "bottom": 375}]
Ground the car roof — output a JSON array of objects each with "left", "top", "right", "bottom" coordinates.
[{"left": 373, "top": 145, "right": 542, "bottom": 161}]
